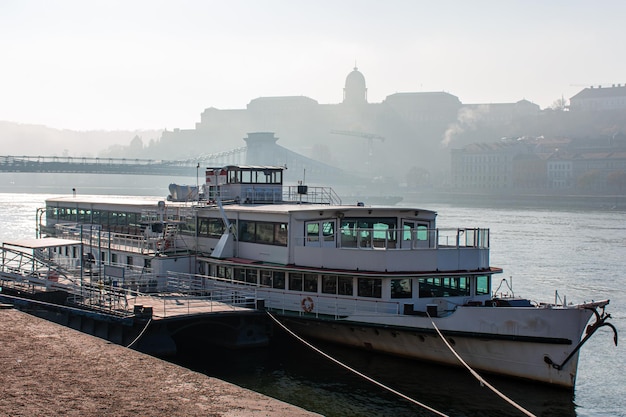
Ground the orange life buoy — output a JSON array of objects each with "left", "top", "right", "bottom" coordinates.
[{"left": 301, "top": 296, "right": 314, "bottom": 313}]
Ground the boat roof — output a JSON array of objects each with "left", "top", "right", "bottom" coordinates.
[
  {"left": 45, "top": 194, "right": 186, "bottom": 210},
  {"left": 217, "top": 203, "right": 437, "bottom": 217},
  {"left": 44, "top": 194, "right": 437, "bottom": 217},
  {"left": 2, "top": 237, "right": 82, "bottom": 250},
  {"left": 46, "top": 194, "right": 166, "bottom": 205}
]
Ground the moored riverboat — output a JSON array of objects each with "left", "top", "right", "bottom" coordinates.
[{"left": 37, "top": 164, "right": 617, "bottom": 388}]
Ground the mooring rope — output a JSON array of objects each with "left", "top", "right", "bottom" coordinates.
[
  {"left": 266, "top": 311, "right": 449, "bottom": 417},
  {"left": 126, "top": 317, "right": 152, "bottom": 349},
  {"left": 427, "top": 313, "right": 536, "bottom": 417}
]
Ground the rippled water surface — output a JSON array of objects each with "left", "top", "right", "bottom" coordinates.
[{"left": 1, "top": 191, "right": 624, "bottom": 417}]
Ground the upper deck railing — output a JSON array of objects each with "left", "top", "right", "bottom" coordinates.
[
  {"left": 206, "top": 185, "right": 342, "bottom": 206},
  {"left": 295, "top": 227, "right": 490, "bottom": 250}
]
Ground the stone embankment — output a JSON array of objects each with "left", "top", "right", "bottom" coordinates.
[{"left": 0, "top": 306, "right": 320, "bottom": 417}]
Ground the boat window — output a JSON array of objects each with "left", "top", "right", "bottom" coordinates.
[
  {"left": 216, "top": 265, "right": 232, "bottom": 280},
  {"left": 234, "top": 268, "right": 245, "bottom": 282},
  {"left": 357, "top": 278, "right": 382, "bottom": 298},
  {"left": 239, "top": 221, "right": 255, "bottom": 242},
  {"left": 255, "top": 222, "right": 274, "bottom": 244},
  {"left": 289, "top": 273, "right": 303, "bottom": 291},
  {"left": 228, "top": 169, "right": 239, "bottom": 184},
  {"left": 304, "top": 273, "right": 318, "bottom": 293},
  {"left": 245, "top": 269, "right": 258, "bottom": 284},
  {"left": 322, "top": 275, "right": 337, "bottom": 294},
  {"left": 403, "top": 223, "right": 429, "bottom": 242},
  {"left": 338, "top": 277, "right": 353, "bottom": 296},
  {"left": 391, "top": 278, "right": 412, "bottom": 299},
  {"left": 418, "top": 277, "right": 471, "bottom": 297},
  {"left": 198, "top": 218, "right": 209, "bottom": 236},
  {"left": 306, "top": 223, "right": 319, "bottom": 242},
  {"left": 181, "top": 217, "right": 195, "bottom": 235},
  {"left": 322, "top": 221, "right": 334, "bottom": 242},
  {"left": 241, "top": 170, "right": 252, "bottom": 184},
  {"left": 275, "top": 224, "right": 288, "bottom": 246},
  {"left": 416, "top": 224, "right": 428, "bottom": 240},
  {"left": 46, "top": 206, "right": 57, "bottom": 222},
  {"left": 272, "top": 271, "right": 285, "bottom": 289},
  {"left": 238, "top": 220, "right": 288, "bottom": 246},
  {"left": 260, "top": 270, "right": 272, "bottom": 286},
  {"left": 341, "top": 218, "right": 397, "bottom": 248},
  {"left": 78, "top": 208, "right": 91, "bottom": 223},
  {"left": 476, "top": 275, "right": 490, "bottom": 295},
  {"left": 207, "top": 218, "right": 226, "bottom": 237}
]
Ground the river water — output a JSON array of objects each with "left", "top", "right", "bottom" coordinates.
[{"left": 0, "top": 179, "right": 624, "bottom": 417}]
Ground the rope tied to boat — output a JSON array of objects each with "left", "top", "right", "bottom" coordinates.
[
  {"left": 266, "top": 311, "right": 450, "bottom": 417},
  {"left": 126, "top": 318, "right": 152, "bottom": 349},
  {"left": 426, "top": 311, "right": 536, "bottom": 417}
]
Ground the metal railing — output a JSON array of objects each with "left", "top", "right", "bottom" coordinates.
[
  {"left": 53, "top": 223, "right": 173, "bottom": 255},
  {"left": 165, "top": 272, "right": 402, "bottom": 319},
  {"left": 296, "top": 227, "right": 490, "bottom": 250}
]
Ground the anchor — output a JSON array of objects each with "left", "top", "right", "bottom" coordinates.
[{"left": 544, "top": 303, "right": 618, "bottom": 371}]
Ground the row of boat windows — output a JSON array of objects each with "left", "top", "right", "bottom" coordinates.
[
  {"left": 194, "top": 218, "right": 289, "bottom": 246},
  {"left": 47, "top": 207, "right": 148, "bottom": 227},
  {"left": 46, "top": 207, "right": 290, "bottom": 247},
  {"left": 48, "top": 206, "right": 429, "bottom": 250},
  {"left": 210, "top": 265, "right": 490, "bottom": 299},
  {"left": 50, "top": 246, "right": 152, "bottom": 269}
]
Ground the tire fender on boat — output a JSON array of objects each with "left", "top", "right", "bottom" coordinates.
[{"left": 301, "top": 296, "right": 314, "bottom": 313}]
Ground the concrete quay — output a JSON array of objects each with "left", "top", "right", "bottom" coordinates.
[{"left": 0, "top": 307, "right": 320, "bottom": 417}]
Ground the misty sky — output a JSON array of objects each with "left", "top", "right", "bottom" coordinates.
[{"left": 1, "top": 0, "right": 625, "bottom": 131}]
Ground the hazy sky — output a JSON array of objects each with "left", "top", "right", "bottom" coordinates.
[{"left": 2, "top": 0, "right": 625, "bottom": 131}]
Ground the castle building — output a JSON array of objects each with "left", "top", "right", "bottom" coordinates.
[
  {"left": 158, "top": 67, "right": 540, "bottom": 184},
  {"left": 569, "top": 85, "right": 626, "bottom": 111}
]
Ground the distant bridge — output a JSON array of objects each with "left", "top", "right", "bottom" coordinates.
[{"left": 0, "top": 151, "right": 248, "bottom": 177}]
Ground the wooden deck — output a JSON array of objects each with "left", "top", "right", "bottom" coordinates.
[{"left": 127, "top": 293, "right": 256, "bottom": 319}]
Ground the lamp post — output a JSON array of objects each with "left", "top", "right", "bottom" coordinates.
[{"left": 196, "top": 163, "right": 200, "bottom": 201}]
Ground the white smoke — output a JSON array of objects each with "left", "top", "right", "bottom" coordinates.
[{"left": 441, "top": 104, "right": 490, "bottom": 147}]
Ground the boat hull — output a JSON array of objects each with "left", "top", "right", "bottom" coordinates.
[{"left": 275, "top": 305, "right": 597, "bottom": 389}]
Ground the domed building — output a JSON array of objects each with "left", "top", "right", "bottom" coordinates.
[{"left": 343, "top": 66, "right": 367, "bottom": 105}]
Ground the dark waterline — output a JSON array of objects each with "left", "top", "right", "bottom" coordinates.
[{"left": 171, "top": 330, "right": 576, "bottom": 417}]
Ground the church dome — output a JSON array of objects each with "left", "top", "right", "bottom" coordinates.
[{"left": 343, "top": 66, "right": 367, "bottom": 104}]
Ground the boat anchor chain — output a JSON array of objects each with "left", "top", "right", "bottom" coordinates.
[{"left": 544, "top": 305, "right": 618, "bottom": 371}]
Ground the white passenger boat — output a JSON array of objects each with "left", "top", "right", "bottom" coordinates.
[{"left": 39, "top": 165, "right": 617, "bottom": 388}]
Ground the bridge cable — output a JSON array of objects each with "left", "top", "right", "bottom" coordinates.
[
  {"left": 266, "top": 311, "right": 449, "bottom": 417},
  {"left": 427, "top": 312, "right": 536, "bottom": 417}
]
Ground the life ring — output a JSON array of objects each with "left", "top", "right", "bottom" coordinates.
[{"left": 301, "top": 296, "right": 315, "bottom": 313}]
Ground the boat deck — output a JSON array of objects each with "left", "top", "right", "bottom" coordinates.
[{"left": 128, "top": 293, "right": 256, "bottom": 319}]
